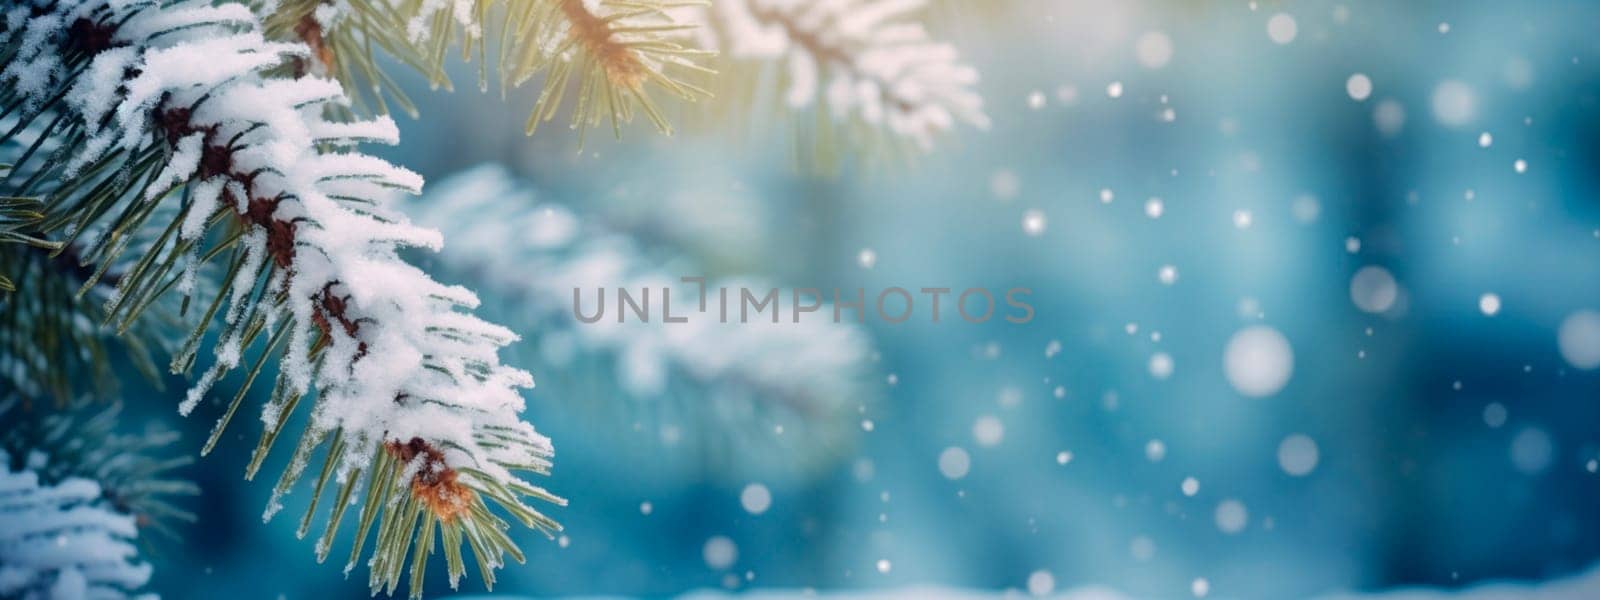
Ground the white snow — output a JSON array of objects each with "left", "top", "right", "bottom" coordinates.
[
  {"left": 688, "top": 0, "right": 988, "bottom": 151},
  {"left": 513, "top": 564, "right": 1600, "bottom": 599},
  {"left": 0, "top": 465, "right": 153, "bottom": 600},
  {"left": 1510, "top": 427, "right": 1554, "bottom": 475},
  {"left": 1027, "top": 570, "right": 1056, "bottom": 596},
  {"left": 972, "top": 416, "right": 1004, "bottom": 447},
  {"left": 1144, "top": 440, "right": 1167, "bottom": 462},
  {"left": 1147, "top": 353, "right": 1174, "bottom": 379},
  {"left": 10, "top": 0, "right": 560, "bottom": 555},
  {"left": 1144, "top": 198, "right": 1164, "bottom": 219},
  {"left": 1557, "top": 310, "right": 1600, "bottom": 369},
  {"left": 1478, "top": 293, "right": 1502, "bottom": 316},
  {"left": 1373, "top": 99, "right": 1406, "bottom": 137},
  {"left": 739, "top": 483, "right": 773, "bottom": 515},
  {"left": 1134, "top": 32, "right": 1173, "bottom": 69},
  {"left": 1346, "top": 73, "right": 1373, "bottom": 101},
  {"left": 702, "top": 536, "right": 739, "bottom": 570},
  {"left": 858, "top": 248, "right": 879, "bottom": 269},
  {"left": 1214, "top": 499, "right": 1249, "bottom": 534},
  {"left": 938, "top": 447, "right": 971, "bottom": 480},
  {"left": 1350, "top": 266, "right": 1399, "bottom": 314},
  {"left": 1277, "top": 434, "right": 1320, "bottom": 476},
  {"left": 1223, "top": 326, "right": 1294, "bottom": 397},
  {"left": 1267, "top": 13, "right": 1298, "bottom": 44},
  {"left": 1430, "top": 80, "right": 1478, "bottom": 127},
  {"left": 1022, "top": 210, "right": 1048, "bottom": 236}
]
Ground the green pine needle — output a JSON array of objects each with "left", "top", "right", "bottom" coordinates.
[{"left": 258, "top": 0, "right": 713, "bottom": 139}]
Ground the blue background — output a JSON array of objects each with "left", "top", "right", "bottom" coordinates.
[{"left": 125, "top": 0, "right": 1600, "bottom": 597}]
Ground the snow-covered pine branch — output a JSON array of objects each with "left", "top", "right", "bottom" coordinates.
[
  {"left": 257, "top": 0, "right": 712, "bottom": 137},
  {"left": 686, "top": 0, "right": 988, "bottom": 155},
  {"left": 1, "top": 2, "right": 560, "bottom": 596},
  {"left": 0, "top": 398, "right": 195, "bottom": 600},
  {"left": 0, "top": 398, "right": 198, "bottom": 550},
  {"left": 0, "top": 462, "right": 154, "bottom": 600},
  {"left": 412, "top": 166, "right": 876, "bottom": 479}
]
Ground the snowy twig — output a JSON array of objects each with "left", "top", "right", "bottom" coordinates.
[
  {"left": 687, "top": 0, "right": 988, "bottom": 156},
  {"left": 0, "top": 2, "right": 559, "bottom": 596}
]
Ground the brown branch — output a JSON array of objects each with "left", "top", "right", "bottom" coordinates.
[
  {"left": 559, "top": 0, "right": 647, "bottom": 90},
  {"left": 386, "top": 437, "right": 476, "bottom": 522}
]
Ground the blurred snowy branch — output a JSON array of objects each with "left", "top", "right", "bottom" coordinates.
[
  {"left": 0, "top": 398, "right": 195, "bottom": 600},
  {"left": 681, "top": 0, "right": 988, "bottom": 156},
  {"left": 0, "top": 462, "right": 154, "bottom": 600},
  {"left": 412, "top": 165, "right": 878, "bottom": 480}
]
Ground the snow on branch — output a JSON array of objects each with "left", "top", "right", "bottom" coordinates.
[
  {"left": 0, "top": 2, "right": 559, "bottom": 596},
  {"left": 0, "top": 397, "right": 195, "bottom": 600},
  {"left": 0, "top": 463, "right": 153, "bottom": 600},
  {"left": 687, "top": 0, "right": 989, "bottom": 154},
  {"left": 412, "top": 166, "right": 877, "bottom": 479},
  {"left": 0, "top": 399, "right": 197, "bottom": 543}
]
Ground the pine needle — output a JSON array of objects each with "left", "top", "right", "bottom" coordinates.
[{"left": 260, "top": 0, "right": 713, "bottom": 139}]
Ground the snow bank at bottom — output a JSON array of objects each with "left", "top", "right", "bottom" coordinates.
[
  {"left": 494, "top": 563, "right": 1600, "bottom": 600},
  {"left": 455, "top": 562, "right": 1600, "bottom": 599}
]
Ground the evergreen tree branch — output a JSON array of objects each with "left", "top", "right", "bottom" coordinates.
[
  {"left": 0, "top": 463, "right": 155, "bottom": 599},
  {"left": 0, "top": 397, "right": 195, "bottom": 599},
  {"left": 258, "top": 0, "right": 713, "bottom": 138},
  {"left": 0, "top": 398, "right": 198, "bottom": 541},
  {"left": 0, "top": 244, "right": 173, "bottom": 406},
  {"left": 0, "top": 2, "right": 562, "bottom": 596},
  {"left": 0, "top": 163, "right": 59, "bottom": 292},
  {"left": 683, "top": 0, "right": 987, "bottom": 166},
  {"left": 0, "top": 175, "right": 183, "bottom": 404}
]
